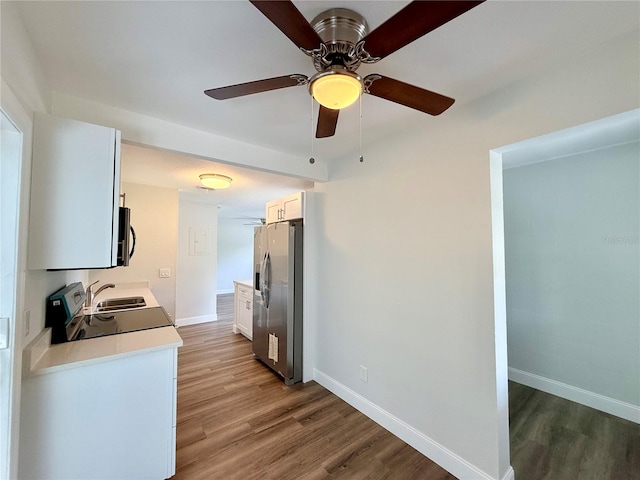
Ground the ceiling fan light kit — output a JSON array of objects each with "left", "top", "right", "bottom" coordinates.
[
  {"left": 309, "top": 66, "right": 362, "bottom": 110},
  {"left": 199, "top": 173, "right": 232, "bottom": 190},
  {"left": 204, "top": 1, "right": 485, "bottom": 139}
]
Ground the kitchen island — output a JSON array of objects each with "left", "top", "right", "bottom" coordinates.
[{"left": 19, "top": 285, "right": 182, "bottom": 480}]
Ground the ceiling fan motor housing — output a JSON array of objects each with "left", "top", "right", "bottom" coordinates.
[{"left": 309, "top": 8, "right": 369, "bottom": 71}]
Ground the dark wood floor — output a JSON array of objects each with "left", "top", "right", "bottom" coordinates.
[
  {"left": 509, "top": 381, "right": 640, "bottom": 480},
  {"left": 172, "top": 319, "right": 455, "bottom": 479},
  {"left": 173, "top": 296, "right": 640, "bottom": 479}
]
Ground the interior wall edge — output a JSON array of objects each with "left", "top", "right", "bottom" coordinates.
[
  {"left": 489, "top": 150, "right": 512, "bottom": 479},
  {"left": 313, "top": 368, "right": 501, "bottom": 480}
]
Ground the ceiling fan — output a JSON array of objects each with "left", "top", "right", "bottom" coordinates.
[
  {"left": 227, "top": 215, "right": 266, "bottom": 226},
  {"left": 204, "top": 0, "right": 484, "bottom": 139}
]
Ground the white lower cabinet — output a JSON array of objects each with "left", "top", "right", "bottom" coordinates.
[
  {"left": 233, "top": 281, "right": 253, "bottom": 340},
  {"left": 19, "top": 348, "right": 178, "bottom": 480}
]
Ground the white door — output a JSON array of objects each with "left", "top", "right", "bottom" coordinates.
[{"left": 1, "top": 109, "right": 22, "bottom": 479}]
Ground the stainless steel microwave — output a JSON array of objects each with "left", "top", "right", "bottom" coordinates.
[{"left": 117, "top": 206, "right": 136, "bottom": 266}]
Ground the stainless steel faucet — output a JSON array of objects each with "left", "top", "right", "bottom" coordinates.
[{"left": 85, "top": 281, "right": 116, "bottom": 307}]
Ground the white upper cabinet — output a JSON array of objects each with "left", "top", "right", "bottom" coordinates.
[
  {"left": 265, "top": 191, "right": 304, "bottom": 224},
  {"left": 27, "top": 113, "right": 122, "bottom": 270},
  {"left": 265, "top": 198, "right": 281, "bottom": 225}
]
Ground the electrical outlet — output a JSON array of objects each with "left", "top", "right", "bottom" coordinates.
[
  {"left": 24, "top": 309, "right": 31, "bottom": 337},
  {"left": 359, "top": 365, "right": 368, "bottom": 383},
  {"left": 159, "top": 268, "right": 171, "bottom": 278}
]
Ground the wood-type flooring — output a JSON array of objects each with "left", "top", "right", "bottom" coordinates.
[
  {"left": 171, "top": 319, "right": 455, "bottom": 479},
  {"left": 173, "top": 296, "right": 639, "bottom": 479},
  {"left": 509, "top": 381, "right": 640, "bottom": 480}
]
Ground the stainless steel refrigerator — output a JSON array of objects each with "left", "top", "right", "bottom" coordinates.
[{"left": 253, "top": 220, "right": 303, "bottom": 385}]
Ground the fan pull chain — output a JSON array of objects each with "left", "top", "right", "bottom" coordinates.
[
  {"left": 309, "top": 97, "right": 315, "bottom": 164},
  {"left": 359, "top": 94, "right": 364, "bottom": 163}
]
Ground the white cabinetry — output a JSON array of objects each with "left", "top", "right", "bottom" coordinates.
[
  {"left": 19, "top": 346, "right": 178, "bottom": 480},
  {"left": 234, "top": 281, "right": 253, "bottom": 340},
  {"left": 27, "top": 112, "right": 121, "bottom": 270},
  {"left": 265, "top": 191, "right": 304, "bottom": 224}
]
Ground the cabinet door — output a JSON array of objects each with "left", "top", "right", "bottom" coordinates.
[
  {"left": 19, "top": 349, "right": 175, "bottom": 479},
  {"left": 265, "top": 199, "right": 281, "bottom": 224},
  {"left": 240, "top": 296, "right": 253, "bottom": 339},
  {"left": 234, "top": 290, "right": 243, "bottom": 334},
  {"left": 27, "top": 113, "right": 121, "bottom": 270},
  {"left": 281, "top": 192, "right": 304, "bottom": 221},
  {"left": 236, "top": 286, "right": 253, "bottom": 339}
]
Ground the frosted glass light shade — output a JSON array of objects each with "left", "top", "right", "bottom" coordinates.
[
  {"left": 310, "top": 69, "right": 362, "bottom": 110},
  {"left": 199, "top": 173, "right": 232, "bottom": 189}
]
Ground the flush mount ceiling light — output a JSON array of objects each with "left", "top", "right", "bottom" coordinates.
[
  {"left": 309, "top": 66, "right": 363, "bottom": 110},
  {"left": 199, "top": 173, "right": 232, "bottom": 190}
]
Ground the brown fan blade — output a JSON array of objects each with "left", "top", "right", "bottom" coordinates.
[
  {"left": 362, "top": 1, "right": 485, "bottom": 59},
  {"left": 364, "top": 75, "right": 454, "bottom": 116},
  {"left": 205, "top": 75, "right": 308, "bottom": 100},
  {"left": 316, "top": 105, "right": 339, "bottom": 138},
  {"left": 250, "top": 0, "right": 322, "bottom": 51}
]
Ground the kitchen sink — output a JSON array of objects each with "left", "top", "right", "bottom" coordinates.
[{"left": 95, "top": 296, "right": 146, "bottom": 312}]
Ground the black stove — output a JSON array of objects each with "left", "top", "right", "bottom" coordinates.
[
  {"left": 46, "top": 283, "right": 174, "bottom": 343},
  {"left": 69, "top": 307, "right": 174, "bottom": 341}
]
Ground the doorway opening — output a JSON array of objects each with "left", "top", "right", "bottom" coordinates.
[
  {"left": 490, "top": 109, "right": 640, "bottom": 478},
  {"left": 1, "top": 108, "right": 23, "bottom": 479}
]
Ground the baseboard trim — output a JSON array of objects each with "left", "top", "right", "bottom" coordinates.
[
  {"left": 216, "top": 289, "right": 235, "bottom": 295},
  {"left": 508, "top": 368, "right": 640, "bottom": 424},
  {"left": 313, "top": 369, "right": 500, "bottom": 480},
  {"left": 175, "top": 313, "right": 217, "bottom": 327},
  {"left": 502, "top": 466, "right": 515, "bottom": 480}
]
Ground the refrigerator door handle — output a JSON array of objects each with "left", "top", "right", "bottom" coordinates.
[
  {"left": 260, "top": 251, "right": 270, "bottom": 309},
  {"left": 259, "top": 253, "right": 266, "bottom": 303},
  {"left": 264, "top": 252, "right": 271, "bottom": 309}
]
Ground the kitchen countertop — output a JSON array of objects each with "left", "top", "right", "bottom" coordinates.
[
  {"left": 24, "top": 284, "right": 182, "bottom": 377},
  {"left": 233, "top": 279, "right": 253, "bottom": 289}
]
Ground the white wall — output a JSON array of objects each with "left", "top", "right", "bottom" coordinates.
[
  {"left": 175, "top": 194, "right": 218, "bottom": 325},
  {"left": 0, "top": 2, "right": 49, "bottom": 115},
  {"left": 1, "top": 4, "right": 87, "bottom": 478},
  {"left": 312, "top": 31, "right": 639, "bottom": 480},
  {"left": 89, "top": 182, "right": 179, "bottom": 318},
  {"left": 504, "top": 141, "right": 639, "bottom": 416},
  {"left": 217, "top": 218, "right": 255, "bottom": 293}
]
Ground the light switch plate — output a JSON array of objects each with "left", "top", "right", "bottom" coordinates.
[{"left": 159, "top": 268, "right": 171, "bottom": 278}]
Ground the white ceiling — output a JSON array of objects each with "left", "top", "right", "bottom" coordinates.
[
  {"left": 120, "top": 143, "right": 313, "bottom": 218},
  {"left": 12, "top": 1, "right": 640, "bottom": 214}
]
